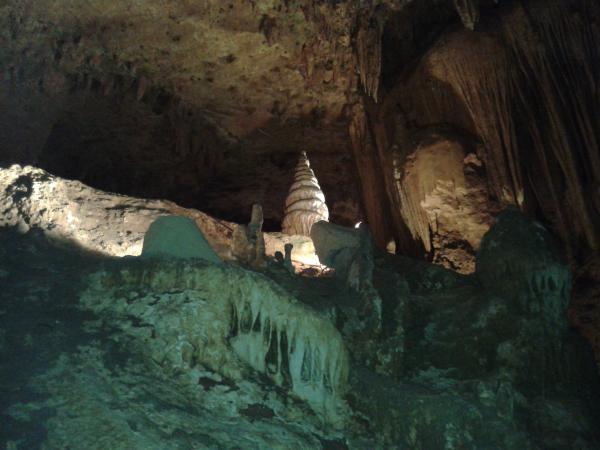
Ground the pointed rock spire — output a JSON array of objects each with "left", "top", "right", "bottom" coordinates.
[{"left": 282, "top": 151, "right": 329, "bottom": 236}]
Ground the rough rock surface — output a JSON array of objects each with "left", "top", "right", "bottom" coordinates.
[
  {"left": 231, "top": 204, "right": 267, "bottom": 267},
  {"left": 1, "top": 0, "right": 599, "bottom": 276},
  {"left": 0, "top": 165, "right": 319, "bottom": 268},
  {"left": 0, "top": 0, "right": 368, "bottom": 229},
  {"left": 311, "top": 220, "right": 374, "bottom": 291},
  {"left": 0, "top": 164, "right": 234, "bottom": 258},
  {"left": 392, "top": 132, "right": 500, "bottom": 273},
  {"left": 1, "top": 165, "right": 599, "bottom": 449}
]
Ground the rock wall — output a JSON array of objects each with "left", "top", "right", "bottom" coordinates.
[{"left": 361, "top": 0, "right": 600, "bottom": 266}]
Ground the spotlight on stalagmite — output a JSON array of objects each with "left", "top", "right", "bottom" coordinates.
[{"left": 281, "top": 151, "right": 329, "bottom": 236}]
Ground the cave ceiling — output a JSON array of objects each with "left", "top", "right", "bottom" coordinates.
[
  {"left": 1, "top": 0, "right": 599, "bottom": 267},
  {"left": 0, "top": 0, "right": 458, "bottom": 228}
]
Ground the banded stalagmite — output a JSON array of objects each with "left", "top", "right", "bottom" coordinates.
[{"left": 282, "top": 151, "right": 329, "bottom": 236}]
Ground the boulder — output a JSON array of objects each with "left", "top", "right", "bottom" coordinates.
[
  {"left": 476, "top": 207, "right": 570, "bottom": 330},
  {"left": 141, "top": 215, "right": 222, "bottom": 264}
]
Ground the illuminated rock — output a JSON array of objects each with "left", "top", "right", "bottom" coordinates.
[
  {"left": 0, "top": 164, "right": 232, "bottom": 258},
  {"left": 282, "top": 152, "right": 329, "bottom": 237}
]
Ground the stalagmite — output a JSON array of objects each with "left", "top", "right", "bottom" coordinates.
[
  {"left": 231, "top": 204, "right": 266, "bottom": 268},
  {"left": 281, "top": 152, "right": 329, "bottom": 236},
  {"left": 284, "top": 243, "right": 294, "bottom": 273}
]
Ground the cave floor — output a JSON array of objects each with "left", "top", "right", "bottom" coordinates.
[{"left": 1, "top": 228, "right": 599, "bottom": 450}]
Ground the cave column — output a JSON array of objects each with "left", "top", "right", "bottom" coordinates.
[{"left": 348, "top": 101, "right": 392, "bottom": 249}]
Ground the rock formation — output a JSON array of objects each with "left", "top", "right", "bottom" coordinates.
[
  {"left": 281, "top": 151, "right": 329, "bottom": 236},
  {"left": 392, "top": 132, "right": 500, "bottom": 273},
  {"left": 141, "top": 215, "right": 222, "bottom": 264},
  {"left": 0, "top": 165, "right": 321, "bottom": 266},
  {"left": 311, "top": 220, "right": 374, "bottom": 292},
  {"left": 0, "top": 164, "right": 233, "bottom": 258},
  {"left": 2, "top": 204, "right": 599, "bottom": 449},
  {"left": 1, "top": 0, "right": 600, "bottom": 446},
  {"left": 82, "top": 258, "right": 350, "bottom": 425},
  {"left": 231, "top": 204, "right": 266, "bottom": 268},
  {"left": 453, "top": 0, "right": 480, "bottom": 30}
]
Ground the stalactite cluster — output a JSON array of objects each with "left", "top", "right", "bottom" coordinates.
[
  {"left": 501, "top": 2, "right": 600, "bottom": 255},
  {"left": 348, "top": 101, "right": 392, "bottom": 248},
  {"left": 358, "top": 0, "right": 600, "bottom": 264},
  {"left": 355, "top": 14, "right": 383, "bottom": 102}
]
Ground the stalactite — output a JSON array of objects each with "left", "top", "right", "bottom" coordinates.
[
  {"left": 355, "top": 14, "right": 382, "bottom": 102},
  {"left": 502, "top": 2, "right": 600, "bottom": 254},
  {"left": 425, "top": 32, "right": 522, "bottom": 207},
  {"left": 453, "top": 0, "right": 480, "bottom": 30},
  {"left": 281, "top": 151, "right": 328, "bottom": 236},
  {"left": 136, "top": 75, "right": 148, "bottom": 101},
  {"left": 391, "top": 1, "right": 600, "bottom": 259}
]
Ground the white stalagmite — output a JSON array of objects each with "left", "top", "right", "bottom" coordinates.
[{"left": 282, "top": 151, "right": 329, "bottom": 236}]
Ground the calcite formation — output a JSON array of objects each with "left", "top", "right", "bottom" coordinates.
[
  {"left": 477, "top": 207, "right": 571, "bottom": 333},
  {"left": 282, "top": 151, "right": 329, "bottom": 236},
  {"left": 453, "top": 0, "right": 480, "bottom": 30},
  {"left": 81, "top": 259, "right": 350, "bottom": 427},
  {"left": 231, "top": 204, "right": 266, "bottom": 268},
  {"left": 311, "top": 220, "right": 374, "bottom": 292},
  {"left": 0, "top": 165, "right": 321, "bottom": 267},
  {"left": 3, "top": 209, "right": 600, "bottom": 449},
  {"left": 0, "top": 165, "right": 233, "bottom": 257},
  {"left": 392, "top": 134, "right": 499, "bottom": 273}
]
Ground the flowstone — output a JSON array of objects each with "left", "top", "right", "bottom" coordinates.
[{"left": 80, "top": 258, "right": 349, "bottom": 427}]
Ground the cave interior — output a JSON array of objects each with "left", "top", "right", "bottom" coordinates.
[{"left": 1, "top": 0, "right": 600, "bottom": 449}]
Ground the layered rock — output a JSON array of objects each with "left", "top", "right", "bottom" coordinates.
[{"left": 282, "top": 151, "right": 329, "bottom": 236}]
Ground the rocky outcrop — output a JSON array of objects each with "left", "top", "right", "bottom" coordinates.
[
  {"left": 231, "top": 204, "right": 267, "bottom": 268},
  {"left": 2, "top": 209, "right": 599, "bottom": 448},
  {"left": 392, "top": 132, "right": 500, "bottom": 273},
  {"left": 311, "top": 220, "right": 374, "bottom": 292},
  {"left": 0, "top": 164, "right": 234, "bottom": 258},
  {"left": 0, "top": 165, "right": 325, "bottom": 268},
  {"left": 81, "top": 258, "right": 350, "bottom": 427},
  {"left": 282, "top": 152, "right": 329, "bottom": 237},
  {"left": 385, "top": 1, "right": 600, "bottom": 263}
]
